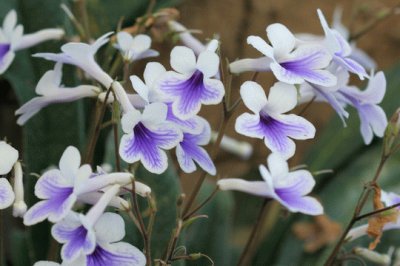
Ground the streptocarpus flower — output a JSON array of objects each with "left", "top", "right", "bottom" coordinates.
[
  {"left": 0, "top": 10, "right": 64, "bottom": 74},
  {"left": 176, "top": 117, "right": 216, "bottom": 175},
  {"left": 119, "top": 102, "right": 183, "bottom": 174},
  {"left": 49, "top": 185, "right": 145, "bottom": 265},
  {"left": 23, "top": 146, "right": 133, "bottom": 225},
  {"left": 217, "top": 153, "right": 323, "bottom": 215},
  {"left": 15, "top": 63, "right": 101, "bottom": 125},
  {"left": 235, "top": 81, "right": 315, "bottom": 159},
  {"left": 338, "top": 71, "right": 387, "bottom": 144},
  {"left": 130, "top": 62, "right": 204, "bottom": 134},
  {"left": 247, "top": 23, "right": 336, "bottom": 86},
  {"left": 159, "top": 44, "right": 224, "bottom": 119},
  {"left": 34, "top": 32, "right": 114, "bottom": 88},
  {"left": 114, "top": 32, "right": 159, "bottom": 62},
  {"left": 0, "top": 178, "right": 15, "bottom": 210},
  {"left": 317, "top": 9, "right": 368, "bottom": 80}
]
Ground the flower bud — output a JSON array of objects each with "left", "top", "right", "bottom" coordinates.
[{"left": 383, "top": 108, "right": 400, "bottom": 157}]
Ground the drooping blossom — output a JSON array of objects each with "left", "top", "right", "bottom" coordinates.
[
  {"left": 337, "top": 71, "right": 387, "bottom": 144},
  {"left": 114, "top": 32, "right": 159, "bottom": 62},
  {"left": 34, "top": 32, "right": 114, "bottom": 88},
  {"left": 246, "top": 23, "right": 336, "bottom": 86},
  {"left": 15, "top": 63, "right": 101, "bottom": 125},
  {"left": 176, "top": 117, "right": 216, "bottom": 175},
  {"left": 23, "top": 146, "right": 134, "bottom": 225},
  {"left": 347, "top": 190, "right": 400, "bottom": 241},
  {"left": 158, "top": 43, "right": 224, "bottom": 119},
  {"left": 0, "top": 10, "right": 65, "bottom": 74},
  {"left": 119, "top": 102, "right": 183, "bottom": 174},
  {"left": 235, "top": 81, "right": 315, "bottom": 159},
  {"left": 0, "top": 141, "right": 18, "bottom": 210},
  {"left": 130, "top": 62, "right": 204, "bottom": 134},
  {"left": 317, "top": 9, "right": 368, "bottom": 80},
  {"left": 218, "top": 153, "right": 323, "bottom": 215}
]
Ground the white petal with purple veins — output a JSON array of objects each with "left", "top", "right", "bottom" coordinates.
[
  {"left": 235, "top": 113, "right": 263, "bottom": 139},
  {"left": 141, "top": 102, "right": 168, "bottom": 126},
  {"left": 121, "top": 109, "right": 142, "bottom": 134},
  {"left": 0, "top": 178, "right": 15, "bottom": 209}
]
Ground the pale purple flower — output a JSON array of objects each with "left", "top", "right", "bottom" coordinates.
[
  {"left": 176, "top": 117, "right": 216, "bottom": 175},
  {"left": 0, "top": 178, "right": 15, "bottom": 210},
  {"left": 23, "top": 146, "right": 133, "bottom": 225},
  {"left": 50, "top": 186, "right": 145, "bottom": 265},
  {"left": 34, "top": 33, "right": 114, "bottom": 88},
  {"left": 119, "top": 102, "right": 183, "bottom": 174},
  {"left": 317, "top": 9, "right": 368, "bottom": 80},
  {"left": 235, "top": 81, "right": 315, "bottom": 159},
  {"left": 15, "top": 63, "right": 101, "bottom": 125},
  {"left": 337, "top": 71, "right": 387, "bottom": 144},
  {"left": 115, "top": 32, "right": 159, "bottom": 62},
  {"left": 247, "top": 23, "right": 336, "bottom": 86},
  {"left": 218, "top": 153, "right": 323, "bottom": 215},
  {"left": 130, "top": 62, "right": 204, "bottom": 134},
  {"left": 0, "top": 10, "right": 64, "bottom": 74},
  {"left": 159, "top": 45, "right": 225, "bottom": 119}
]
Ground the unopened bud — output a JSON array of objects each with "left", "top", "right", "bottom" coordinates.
[
  {"left": 211, "top": 132, "right": 253, "bottom": 159},
  {"left": 383, "top": 108, "right": 400, "bottom": 157}
]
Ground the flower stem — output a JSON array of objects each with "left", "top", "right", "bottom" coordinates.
[
  {"left": 324, "top": 156, "right": 388, "bottom": 265},
  {"left": 237, "top": 199, "right": 270, "bottom": 266},
  {"left": 183, "top": 187, "right": 219, "bottom": 221}
]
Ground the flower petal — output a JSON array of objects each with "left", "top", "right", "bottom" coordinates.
[
  {"left": 266, "top": 153, "right": 289, "bottom": 181},
  {"left": 170, "top": 46, "right": 196, "bottom": 75},
  {"left": 121, "top": 109, "right": 142, "bottom": 134},
  {"left": 59, "top": 146, "right": 81, "bottom": 182},
  {"left": 0, "top": 178, "right": 15, "bottom": 209},
  {"left": 217, "top": 178, "right": 274, "bottom": 198},
  {"left": 247, "top": 35, "right": 274, "bottom": 58},
  {"left": 196, "top": 50, "right": 219, "bottom": 78},
  {"left": 143, "top": 62, "right": 166, "bottom": 89},
  {"left": 0, "top": 141, "right": 19, "bottom": 175},
  {"left": 235, "top": 113, "right": 264, "bottom": 139},
  {"left": 239, "top": 81, "right": 268, "bottom": 114},
  {"left": 141, "top": 102, "right": 168, "bottom": 126},
  {"left": 95, "top": 212, "right": 125, "bottom": 243},
  {"left": 130, "top": 75, "right": 149, "bottom": 103},
  {"left": 279, "top": 195, "right": 323, "bottom": 215},
  {"left": 265, "top": 82, "right": 297, "bottom": 114},
  {"left": 266, "top": 23, "right": 296, "bottom": 58}
]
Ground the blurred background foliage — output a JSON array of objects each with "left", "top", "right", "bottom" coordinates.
[{"left": 1, "top": 0, "right": 400, "bottom": 265}]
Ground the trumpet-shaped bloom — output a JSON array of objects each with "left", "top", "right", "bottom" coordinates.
[
  {"left": 130, "top": 62, "right": 204, "bottom": 134},
  {"left": 34, "top": 33, "right": 113, "bottom": 88},
  {"left": 337, "top": 71, "right": 387, "bottom": 144},
  {"left": 50, "top": 186, "right": 145, "bottom": 265},
  {"left": 0, "top": 10, "right": 64, "bottom": 74},
  {"left": 317, "top": 9, "right": 368, "bottom": 80},
  {"left": 23, "top": 146, "right": 133, "bottom": 225},
  {"left": 159, "top": 45, "right": 224, "bottom": 119},
  {"left": 176, "top": 117, "right": 216, "bottom": 175},
  {"left": 119, "top": 102, "right": 183, "bottom": 174},
  {"left": 235, "top": 81, "right": 315, "bottom": 159},
  {"left": 247, "top": 23, "right": 336, "bottom": 86},
  {"left": 15, "top": 63, "right": 101, "bottom": 125},
  {"left": 218, "top": 153, "right": 323, "bottom": 215},
  {"left": 115, "top": 32, "right": 159, "bottom": 62}
]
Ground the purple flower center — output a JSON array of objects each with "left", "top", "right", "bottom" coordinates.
[
  {"left": 87, "top": 245, "right": 140, "bottom": 266},
  {"left": 0, "top": 43, "right": 10, "bottom": 63}
]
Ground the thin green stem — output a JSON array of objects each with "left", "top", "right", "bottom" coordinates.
[{"left": 183, "top": 188, "right": 219, "bottom": 220}]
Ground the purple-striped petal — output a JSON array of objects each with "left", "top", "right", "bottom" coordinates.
[
  {"left": 334, "top": 56, "right": 368, "bottom": 80},
  {"left": 119, "top": 122, "right": 181, "bottom": 174},
  {"left": 86, "top": 243, "right": 146, "bottom": 266},
  {"left": 166, "top": 103, "right": 203, "bottom": 134},
  {"left": 160, "top": 71, "right": 224, "bottom": 119}
]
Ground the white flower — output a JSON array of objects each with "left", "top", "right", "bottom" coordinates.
[{"left": 115, "top": 32, "right": 159, "bottom": 62}]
